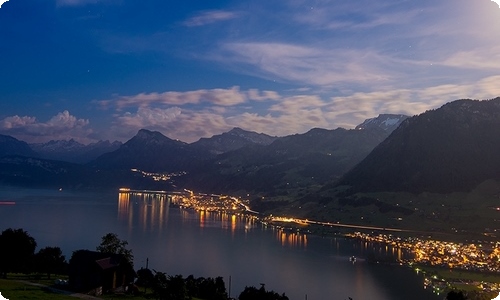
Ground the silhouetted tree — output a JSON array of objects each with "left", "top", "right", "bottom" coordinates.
[
  {"left": 0, "top": 228, "right": 37, "bottom": 277},
  {"left": 238, "top": 286, "right": 260, "bottom": 300},
  {"left": 34, "top": 246, "right": 67, "bottom": 279},
  {"left": 194, "top": 276, "right": 227, "bottom": 300},
  {"left": 185, "top": 275, "right": 198, "bottom": 298},
  {"left": 151, "top": 271, "right": 169, "bottom": 300},
  {"left": 136, "top": 267, "right": 154, "bottom": 288},
  {"left": 96, "top": 233, "right": 133, "bottom": 266},
  {"left": 214, "top": 276, "right": 228, "bottom": 300},
  {"left": 446, "top": 290, "right": 467, "bottom": 300},
  {"left": 238, "top": 284, "right": 289, "bottom": 300},
  {"left": 167, "top": 274, "right": 188, "bottom": 300}
]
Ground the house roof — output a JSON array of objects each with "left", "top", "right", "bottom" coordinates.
[{"left": 96, "top": 257, "right": 121, "bottom": 270}]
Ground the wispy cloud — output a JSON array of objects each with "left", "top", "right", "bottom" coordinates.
[
  {"left": 269, "top": 95, "right": 326, "bottom": 113},
  {"left": 194, "top": 0, "right": 500, "bottom": 93},
  {"left": 92, "top": 0, "right": 500, "bottom": 95},
  {"left": 117, "top": 107, "right": 182, "bottom": 128},
  {"left": 295, "top": 3, "right": 423, "bottom": 31},
  {"left": 56, "top": 0, "right": 100, "bottom": 6},
  {"left": 439, "top": 47, "right": 500, "bottom": 70},
  {"left": 218, "top": 42, "right": 394, "bottom": 87},
  {"left": 183, "top": 10, "right": 239, "bottom": 27},
  {"left": 324, "top": 75, "right": 500, "bottom": 128},
  {"left": 97, "top": 87, "right": 280, "bottom": 109}
]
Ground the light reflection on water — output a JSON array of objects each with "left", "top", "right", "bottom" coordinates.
[
  {"left": 118, "top": 192, "right": 170, "bottom": 233},
  {"left": 119, "top": 192, "right": 314, "bottom": 250},
  {"left": 118, "top": 191, "right": 414, "bottom": 260}
]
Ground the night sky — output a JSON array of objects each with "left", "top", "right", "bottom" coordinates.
[{"left": 1, "top": 0, "right": 499, "bottom": 143}]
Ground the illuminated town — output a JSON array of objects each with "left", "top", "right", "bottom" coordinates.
[
  {"left": 130, "top": 169, "right": 186, "bottom": 181},
  {"left": 170, "top": 189, "right": 254, "bottom": 214},
  {"left": 347, "top": 232, "right": 500, "bottom": 295}
]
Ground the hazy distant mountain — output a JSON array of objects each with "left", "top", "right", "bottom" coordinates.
[
  {"left": 338, "top": 98, "right": 500, "bottom": 193},
  {"left": 179, "top": 114, "right": 407, "bottom": 195},
  {"left": 77, "top": 140, "right": 123, "bottom": 163},
  {"left": 191, "top": 127, "right": 277, "bottom": 155},
  {"left": 30, "top": 139, "right": 122, "bottom": 163},
  {"left": 90, "top": 129, "right": 211, "bottom": 172},
  {"left": 0, "top": 134, "right": 38, "bottom": 158},
  {"left": 0, "top": 155, "right": 170, "bottom": 190},
  {"left": 0, "top": 155, "right": 86, "bottom": 188}
]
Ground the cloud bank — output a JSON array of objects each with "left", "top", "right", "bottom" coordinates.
[
  {"left": 97, "top": 75, "right": 500, "bottom": 143},
  {"left": 0, "top": 111, "right": 92, "bottom": 143}
]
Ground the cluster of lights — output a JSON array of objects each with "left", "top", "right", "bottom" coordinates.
[{"left": 130, "top": 168, "right": 186, "bottom": 181}]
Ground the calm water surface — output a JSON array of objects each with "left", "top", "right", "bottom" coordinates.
[{"left": 0, "top": 187, "right": 440, "bottom": 300}]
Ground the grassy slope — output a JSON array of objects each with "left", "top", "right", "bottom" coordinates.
[
  {"left": 266, "top": 179, "right": 500, "bottom": 242},
  {"left": 0, "top": 275, "right": 205, "bottom": 300},
  {"left": 0, "top": 279, "right": 72, "bottom": 300}
]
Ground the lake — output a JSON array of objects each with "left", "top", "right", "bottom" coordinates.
[{"left": 0, "top": 187, "right": 440, "bottom": 300}]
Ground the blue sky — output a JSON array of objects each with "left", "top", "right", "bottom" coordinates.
[{"left": 0, "top": 0, "right": 499, "bottom": 143}]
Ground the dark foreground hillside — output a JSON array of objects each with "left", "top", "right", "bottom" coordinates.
[{"left": 338, "top": 97, "right": 500, "bottom": 194}]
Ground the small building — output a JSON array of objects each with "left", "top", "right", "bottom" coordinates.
[{"left": 68, "top": 250, "right": 135, "bottom": 296}]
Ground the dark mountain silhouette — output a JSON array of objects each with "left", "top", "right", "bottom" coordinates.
[
  {"left": 338, "top": 98, "right": 500, "bottom": 193},
  {"left": 179, "top": 114, "right": 408, "bottom": 195},
  {"left": 78, "top": 140, "right": 123, "bottom": 163},
  {"left": 89, "top": 129, "right": 211, "bottom": 172},
  {"left": 0, "top": 114, "right": 407, "bottom": 192},
  {"left": 30, "top": 139, "right": 122, "bottom": 163},
  {"left": 0, "top": 155, "right": 172, "bottom": 190},
  {"left": 191, "top": 127, "right": 277, "bottom": 155},
  {"left": 0, "top": 155, "right": 89, "bottom": 188},
  {"left": 0, "top": 134, "right": 38, "bottom": 158}
]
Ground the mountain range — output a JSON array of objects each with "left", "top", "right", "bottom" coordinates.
[
  {"left": 30, "top": 139, "right": 122, "bottom": 164},
  {"left": 1, "top": 98, "right": 499, "bottom": 203},
  {"left": 179, "top": 125, "right": 398, "bottom": 195},
  {"left": 0, "top": 113, "right": 407, "bottom": 192},
  {"left": 87, "top": 113, "right": 407, "bottom": 194}
]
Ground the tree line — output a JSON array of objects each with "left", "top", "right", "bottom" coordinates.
[
  {"left": 3, "top": 227, "right": 484, "bottom": 300},
  {"left": 0, "top": 228, "right": 66, "bottom": 279},
  {"left": 0, "top": 228, "right": 289, "bottom": 300}
]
